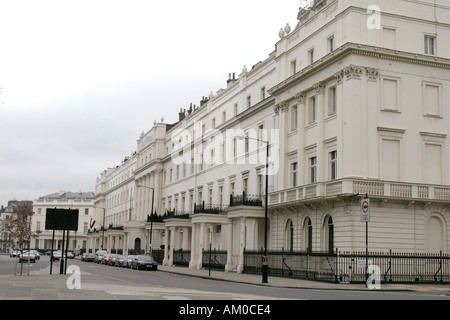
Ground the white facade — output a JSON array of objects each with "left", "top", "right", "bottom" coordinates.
[
  {"left": 88, "top": 0, "right": 450, "bottom": 270},
  {"left": 31, "top": 191, "right": 95, "bottom": 253}
]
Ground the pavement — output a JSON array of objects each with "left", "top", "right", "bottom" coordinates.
[{"left": 0, "top": 257, "right": 449, "bottom": 300}]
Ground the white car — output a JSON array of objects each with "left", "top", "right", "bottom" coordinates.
[
  {"left": 51, "top": 250, "right": 75, "bottom": 261},
  {"left": 19, "top": 251, "right": 36, "bottom": 263}
]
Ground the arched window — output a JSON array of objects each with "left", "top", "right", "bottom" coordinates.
[
  {"left": 284, "top": 219, "right": 294, "bottom": 252},
  {"left": 323, "top": 216, "right": 334, "bottom": 254},
  {"left": 303, "top": 217, "right": 312, "bottom": 253},
  {"left": 134, "top": 238, "right": 141, "bottom": 252}
]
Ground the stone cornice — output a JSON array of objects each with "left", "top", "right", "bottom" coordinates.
[{"left": 268, "top": 42, "right": 450, "bottom": 97}]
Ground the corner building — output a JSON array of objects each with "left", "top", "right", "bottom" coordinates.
[{"left": 88, "top": 0, "right": 450, "bottom": 273}]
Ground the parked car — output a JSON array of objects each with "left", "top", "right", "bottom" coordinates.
[
  {"left": 101, "top": 254, "right": 112, "bottom": 265},
  {"left": 115, "top": 255, "right": 127, "bottom": 267},
  {"left": 31, "top": 250, "right": 40, "bottom": 260},
  {"left": 51, "top": 250, "right": 74, "bottom": 261},
  {"left": 130, "top": 255, "right": 158, "bottom": 271},
  {"left": 108, "top": 254, "right": 119, "bottom": 266},
  {"left": 85, "top": 253, "right": 97, "bottom": 262},
  {"left": 95, "top": 250, "right": 107, "bottom": 263},
  {"left": 81, "top": 253, "right": 88, "bottom": 261},
  {"left": 10, "top": 249, "right": 20, "bottom": 258},
  {"left": 19, "top": 251, "right": 36, "bottom": 263},
  {"left": 125, "top": 255, "right": 136, "bottom": 268}
]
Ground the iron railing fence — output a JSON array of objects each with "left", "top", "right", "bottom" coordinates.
[
  {"left": 338, "top": 250, "right": 450, "bottom": 284},
  {"left": 243, "top": 249, "right": 450, "bottom": 284},
  {"left": 202, "top": 249, "right": 227, "bottom": 270},
  {"left": 173, "top": 250, "right": 191, "bottom": 267},
  {"left": 152, "top": 249, "right": 164, "bottom": 264}
]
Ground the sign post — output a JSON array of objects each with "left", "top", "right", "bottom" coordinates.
[
  {"left": 361, "top": 195, "right": 370, "bottom": 286},
  {"left": 45, "top": 208, "right": 79, "bottom": 275}
]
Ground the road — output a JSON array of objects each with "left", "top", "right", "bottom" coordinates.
[{"left": 1, "top": 254, "right": 449, "bottom": 301}]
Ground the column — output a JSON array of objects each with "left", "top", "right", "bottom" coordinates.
[
  {"left": 163, "top": 226, "right": 169, "bottom": 265},
  {"left": 169, "top": 227, "right": 175, "bottom": 266},
  {"left": 198, "top": 222, "right": 205, "bottom": 269},
  {"left": 237, "top": 217, "right": 246, "bottom": 273},
  {"left": 189, "top": 224, "right": 197, "bottom": 268},
  {"left": 225, "top": 218, "right": 233, "bottom": 272}
]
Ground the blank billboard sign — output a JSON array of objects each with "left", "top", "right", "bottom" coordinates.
[{"left": 45, "top": 208, "right": 79, "bottom": 231}]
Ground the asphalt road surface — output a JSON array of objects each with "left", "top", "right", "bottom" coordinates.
[{"left": 1, "top": 254, "right": 449, "bottom": 301}]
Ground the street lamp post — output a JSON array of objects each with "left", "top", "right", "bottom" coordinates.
[
  {"left": 136, "top": 184, "right": 155, "bottom": 255},
  {"left": 93, "top": 206, "right": 106, "bottom": 250}
]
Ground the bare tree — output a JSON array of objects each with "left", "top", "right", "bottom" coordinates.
[{"left": 7, "top": 201, "right": 34, "bottom": 250}]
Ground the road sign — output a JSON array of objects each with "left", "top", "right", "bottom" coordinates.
[{"left": 361, "top": 199, "right": 370, "bottom": 222}]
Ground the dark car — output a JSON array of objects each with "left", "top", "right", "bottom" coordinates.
[
  {"left": 125, "top": 255, "right": 136, "bottom": 268},
  {"left": 115, "top": 255, "right": 127, "bottom": 267},
  {"left": 131, "top": 255, "right": 158, "bottom": 271}
]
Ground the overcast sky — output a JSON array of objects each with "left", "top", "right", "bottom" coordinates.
[{"left": 0, "top": 0, "right": 299, "bottom": 206}]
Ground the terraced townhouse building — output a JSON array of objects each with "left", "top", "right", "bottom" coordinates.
[{"left": 87, "top": 0, "right": 450, "bottom": 273}]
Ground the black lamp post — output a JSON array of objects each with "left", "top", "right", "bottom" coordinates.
[{"left": 93, "top": 206, "right": 106, "bottom": 250}]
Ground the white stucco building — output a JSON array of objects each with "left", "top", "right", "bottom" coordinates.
[
  {"left": 31, "top": 191, "right": 95, "bottom": 253},
  {"left": 88, "top": 0, "right": 450, "bottom": 273}
]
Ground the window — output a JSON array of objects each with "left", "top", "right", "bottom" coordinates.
[
  {"left": 219, "top": 186, "right": 223, "bottom": 206},
  {"left": 222, "top": 111, "right": 226, "bottom": 123},
  {"left": 424, "top": 35, "right": 436, "bottom": 56},
  {"left": 257, "top": 174, "right": 264, "bottom": 197},
  {"left": 230, "top": 182, "right": 235, "bottom": 196},
  {"left": 243, "top": 178, "right": 248, "bottom": 195},
  {"left": 85, "top": 208, "right": 89, "bottom": 215},
  {"left": 212, "top": 118, "right": 216, "bottom": 128},
  {"left": 291, "top": 60, "right": 297, "bottom": 75},
  {"left": 234, "top": 103, "right": 238, "bottom": 116},
  {"left": 291, "top": 105, "right": 298, "bottom": 131},
  {"left": 261, "top": 87, "right": 266, "bottom": 100},
  {"left": 309, "top": 157, "right": 317, "bottom": 183},
  {"left": 285, "top": 220, "right": 294, "bottom": 253},
  {"left": 328, "top": 87, "right": 337, "bottom": 115},
  {"left": 329, "top": 151, "right": 337, "bottom": 180},
  {"left": 258, "top": 124, "right": 265, "bottom": 146},
  {"left": 308, "top": 48, "right": 314, "bottom": 65},
  {"left": 308, "top": 97, "right": 316, "bottom": 124},
  {"left": 247, "top": 96, "right": 252, "bottom": 108},
  {"left": 328, "top": 36, "right": 334, "bottom": 53},
  {"left": 291, "top": 162, "right": 298, "bottom": 187}
]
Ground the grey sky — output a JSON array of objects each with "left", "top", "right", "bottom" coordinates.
[{"left": 0, "top": 0, "right": 299, "bottom": 206}]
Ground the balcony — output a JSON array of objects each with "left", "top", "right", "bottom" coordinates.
[
  {"left": 194, "top": 202, "right": 227, "bottom": 215},
  {"left": 269, "top": 178, "right": 450, "bottom": 206},
  {"left": 229, "top": 192, "right": 263, "bottom": 207}
]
